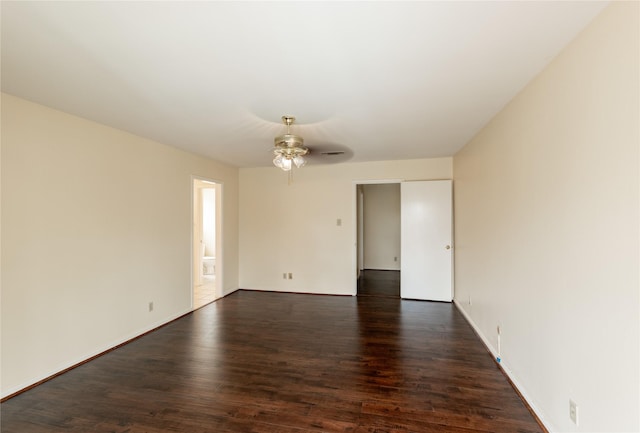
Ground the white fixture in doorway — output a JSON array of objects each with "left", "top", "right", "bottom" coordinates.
[{"left": 202, "top": 243, "right": 216, "bottom": 277}]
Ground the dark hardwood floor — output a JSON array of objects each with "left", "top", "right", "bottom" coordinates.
[
  {"left": 357, "top": 269, "right": 400, "bottom": 298},
  {"left": 1, "top": 290, "right": 543, "bottom": 433}
]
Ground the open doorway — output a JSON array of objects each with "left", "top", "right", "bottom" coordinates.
[
  {"left": 356, "top": 182, "right": 401, "bottom": 298},
  {"left": 192, "top": 178, "right": 222, "bottom": 309}
]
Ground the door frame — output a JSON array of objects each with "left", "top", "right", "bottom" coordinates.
[{"left": 191, "top": 176, "right": 224, "bottom": 309}]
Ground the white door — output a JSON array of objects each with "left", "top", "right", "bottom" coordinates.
[{"left": 401, "top": 180, "right": 453, "bottom": 301}]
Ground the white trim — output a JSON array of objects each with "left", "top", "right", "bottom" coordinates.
[
  {"left": 453, "top": 299, "right": 553, "bottom": 433},
  {"left": 1, "top": 308, "right": 192, "bottom": 400},
  {"left": 352, "top": 178, "right": 404, "bottom": 185},
  {"left": 219, "top": 287, "right": 240, "bottom": 298}
]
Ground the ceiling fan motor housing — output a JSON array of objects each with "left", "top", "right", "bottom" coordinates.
[
  {"left": 273, "top": 115, "right": 308, "bottom": 157},
  {"left": 274, "top": 134, "right": 308, "bottom": 155}
]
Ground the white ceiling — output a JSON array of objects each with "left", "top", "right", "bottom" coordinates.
[{"left": 1, "top": 1, "right": 608, "bottom": 168}]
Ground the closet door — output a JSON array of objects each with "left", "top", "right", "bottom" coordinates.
[{"left": 401, "top": 180, "right": 453, "bottom": 301}]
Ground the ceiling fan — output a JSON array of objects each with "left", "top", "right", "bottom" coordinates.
[
  {"left": 272, "top": 116, "right": 308, "bottom": 171},
  {"left": 272, "top": 116, "right": 350, "bottom": 179}
]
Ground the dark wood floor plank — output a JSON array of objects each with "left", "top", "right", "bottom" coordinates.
[
  {"left": 1, "top": 289, "right": 542, "bottom": 433},
  {"left": 357, "top": 269, "right": 400, "bottom": 298}
]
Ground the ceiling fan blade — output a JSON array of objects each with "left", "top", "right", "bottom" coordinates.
[{"left": 305, "top": 143, "right": 354, "bottom": 165}]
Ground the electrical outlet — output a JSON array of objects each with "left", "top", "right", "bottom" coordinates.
[
  {"left": 569, "top": 399, "right": 578, "bottom": 425},
  {"left": 148, "top": 302, "right": 154, "bottom": 312},
  {"left": 336, "top": 218, "right": 342, "bottom": 226},
  {"left": 394, "top": 256, "right": 398, "bottom": 262},
  {"left": 288, "top": 273, "right": 293, "bottom": 279},
  {"left": 283, "top": 273, "right": 287, "bottom": 279}
]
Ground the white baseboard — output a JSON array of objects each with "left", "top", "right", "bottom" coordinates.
[
  {"left": 1, "top": 308, "right": 192, "bottom": 400},
  {"left": 453, "top": 299, "right": 554, "bottom": 433},
  {"left": 221, "top": 287, "right": 239, "bottom": 297}
]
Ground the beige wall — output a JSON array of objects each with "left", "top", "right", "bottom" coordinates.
[
  {"left": 239, "top": 158, "right": 451, "bottom": 294},
  {"left": 0, "top": 94, "right": 239, "bottom": 398},
  {"left": 453, "top": 3, "right": 639, "bottom": 432}
]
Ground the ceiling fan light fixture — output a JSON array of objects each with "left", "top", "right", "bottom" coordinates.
[
  {"left": 293, "top": 155, "right": 306, "bottom": 168},
  {"left": 281, "top": 157, "right": 292, "bottom": 171},
  {"left": 273, "top": 154, "right": 284, "bottom": 169},
  {"left": 272, "top": 116, "right": 309, "bottom": 181}
]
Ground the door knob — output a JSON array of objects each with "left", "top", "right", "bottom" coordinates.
[{"left": 445, "top": 245, "right": 451, "bottom": 250}]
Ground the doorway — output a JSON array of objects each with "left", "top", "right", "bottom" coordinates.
[
  {"left": 354, "top": 180, "right": 453, "bottom": 301},
  {"left": 356, "top": 182, "right": 401, "bottom": 298},
  {"left": 192, "top": 178, "right": 222, "bottom": 309}
]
